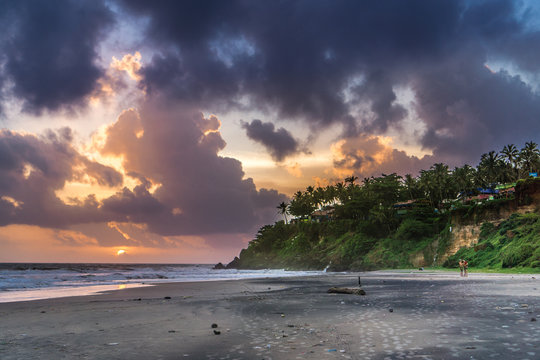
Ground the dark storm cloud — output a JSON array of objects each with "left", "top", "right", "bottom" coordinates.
[
  {"left": 0, "top": 129, "right": 123, "bottom": 228},
  {"left": 413, "top": 54, "right": 540, "bottom": 165},
  {"left": 99, "top": 99, "right": 287, "bottom": 236},
  {"left": 119, "top": 0, "right": 540, "bottom": 166},
  {"left": 123, "top": 0, "right": 462, "bottom": 127},
  {"left": 0, "top": 0, "right": 114, "bottom": 114},
  {"left": 241, "top": 119, "right": 301, "bottom": 162}
]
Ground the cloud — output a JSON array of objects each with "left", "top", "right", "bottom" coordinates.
[
  {"left": 121, "top": 0, "right": 462, "bottom": 128},
  {"left": 0, "top": 0, "right": 114, "bottom": 114},
  {"left": 99, "top": 98, "right": 287, "bottom": 236},
  {"left": 0, "top": 105, "right": 287, "bottom": 247},
  {"left": 412, "top": 54, "right": 540, "bottom": 166},
  {"left": 0, "top": 128, "right": 120, "bottom": 228},
  {"left": 241, "top": 119, "right": 302, "bottom": 162},
  {"left": 332, "top": 134, "right": 434, "bottom": 179},
  {"left": 118, "top": 0, "right": 540, "bottom": 166}
]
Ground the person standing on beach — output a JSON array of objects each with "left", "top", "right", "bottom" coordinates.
[{"left": 459, "top": 259, "right": 464, "bottom": 277}]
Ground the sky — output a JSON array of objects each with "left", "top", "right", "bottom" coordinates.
[{"left": 1, "top": 0, "right": 540, "bottom": 263}]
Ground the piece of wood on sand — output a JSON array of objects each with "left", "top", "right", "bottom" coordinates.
[{"left": 327, "top": 287, "right": 366, "bottom": 295}]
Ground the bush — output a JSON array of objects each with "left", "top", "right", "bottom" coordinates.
[{"left": 395, "top": 218, "right": 434, "bottom": 241}]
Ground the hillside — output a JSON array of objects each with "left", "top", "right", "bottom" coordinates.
[{"left": 228, "top": 178, "right": 540, "bottom": 271}]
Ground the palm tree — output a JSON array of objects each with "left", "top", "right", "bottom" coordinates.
[
  {"left": 431, "top": 163, "right": 451, "bottom": 204},
  {"left": 478, "top": 151, "right": 504, "bottom": 186},
  {"left": 403, "top": 174, "right": 416, "bottom": 201},
  {"left": 419, "top": 169, "right": 435, "bottom": 208},
  {"left": 520, "top": 141, "right": 540, "bottom": 175},
  {"left": 452, "top": 165, "right": 476, "bottom": 202},
  {"left": 501, "top": 144, "right": 520, "bottom": 181},
  {"left": 344, "top": 175, "right": 358, "bottom": 186},
  {"left": 277, "top": 202, "right": 289, "bottom": 224}
]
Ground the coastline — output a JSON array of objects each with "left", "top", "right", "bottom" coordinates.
[{"left": 1, "top": 271, "right": 539, "bottom": 359}]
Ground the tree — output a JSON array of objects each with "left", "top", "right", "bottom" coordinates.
[
  {"left": 501, "top": 144, "right": 519, "bottom": 181},
  {"left": 277, "top": 201, "right": 289, "bottom": 224},
  {"left": 452, "top": 165, "right": 476, "bottom": 202},
  {"left": 288, "top": 193, "right": 315, "bottom": 219},
  {"left": 520, "top": 141, "right": 540, "bottom": 175},
  {"left": 402, "top": 174, "right": 419, "bottom": 201},
  {"left": 431, "top": 163, "right": 451, "bottom": 205},
  {"left": 344, "top": 175, "right": 358, "bottom": 185},
  {"left": 477, "top": 151, "right": 505, "bottom": 186}
]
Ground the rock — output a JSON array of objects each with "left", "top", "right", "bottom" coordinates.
[
  {"left": 213, "top": 330, "right": 221, "bottom": 335},
  {"left": 389, "top": 308, "right": 394, "bottom": 313},
  {"left": 211, "top": 323, "right": 218, "bottom": 328},
  {"left": 226, "top": 256, "right": 241, "bottom": 269},
  {"left": 531, "top": 318, "right": 537, "bottom": 322},
  {"left": 40, "top": 311, "right": 46, "bottom": 313},
  {"left": 164, "top": 296, "right": 171, "bottom": 300},
  {"left": 213, "top": 262, "right": 226, "bottom": 270},
  {"left": 327, "top": 287, "right": 366, "bottom": 295},
  {"left": 168, "top": 330, "right": 176, "bottom": 333}
]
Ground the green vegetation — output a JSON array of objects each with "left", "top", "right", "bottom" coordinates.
[
  {"left": 234, "top": 142, "right": 540, "bottom": 271},
  {"left": 445, "top": 213, "right": 540, "bottom": 269}
]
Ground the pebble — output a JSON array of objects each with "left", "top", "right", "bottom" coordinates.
[
  {"left": 164, "top": 296, "right": 171, "bottom": 300},
  {"left": 213, "top": 330, "right": 221, "bottom": 335},
  {"left": 211, "top": 323, "right": 218, "bottom": 328}
]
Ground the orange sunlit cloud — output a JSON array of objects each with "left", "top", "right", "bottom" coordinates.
[
  {"left": 331, "top": 133, "right": 434, "bottom": 179},
  {"left": 111, "top": 51, "right": 143, "bottom": 81}
]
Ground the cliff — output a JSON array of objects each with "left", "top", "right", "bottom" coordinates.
[{"left": 229, "top": 178, "right": 540, "bottom": 271}]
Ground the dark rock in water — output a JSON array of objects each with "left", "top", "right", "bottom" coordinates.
[
  {"left": 164, "top": 296, "right": 171, "bottom": 300},
  {"left": 531, "top": 318, "right": 537, "bottom": 322},
  {"left": 211, "top": 323, "right": 218, "bottom": 328},
  {"left": 168, "top": 330, "right": 176, "bottom": 333},
  {"left": 389, "top": 308, "right": 394, "bottom": 313},
  {"left": 213, "top": 330, "right": 221, "bottom": 335},
  {"left": 40, "top": 311, "right": 46, "bottom": 313},
  {"left": 213, "top": 262, "right": 226, "bottom": 270},
  {"left": 226, "top": 257, "right": 241, "bottom": 269}
]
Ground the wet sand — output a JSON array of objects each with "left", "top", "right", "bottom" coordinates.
[{"left": 0, "top": 270, "right": 539, "bottom": 359}]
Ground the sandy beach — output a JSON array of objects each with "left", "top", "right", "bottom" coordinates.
[{"left": 1, "top": 270, "right": 539, "bottom": 360}]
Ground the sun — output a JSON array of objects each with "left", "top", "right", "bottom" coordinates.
[{"left": 116, "top": 249, "right": 126, "bottom": 256}]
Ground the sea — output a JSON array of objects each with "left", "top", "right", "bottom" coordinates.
[{"left": 0, "top": 263, "right": 327, "bottom": 303}]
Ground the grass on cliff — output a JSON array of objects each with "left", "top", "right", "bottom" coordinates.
[{"left": 444, "top": 212, "right": 540, "bottom": 270}]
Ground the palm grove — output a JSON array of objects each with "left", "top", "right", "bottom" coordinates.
[{"left": 236, "top": 142, "right": 540, "bottom": 271}]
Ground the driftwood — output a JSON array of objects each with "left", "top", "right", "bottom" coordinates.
[{"left": 327, "top": 287, "right": 366, "bottom": 295}]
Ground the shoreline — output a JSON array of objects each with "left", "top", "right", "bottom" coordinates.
[
  {"left": 1, "top": 271, "right": 539, "bottom": 359},
  {"left": 1, "top": 269, "right": 538, "bottom": 304}
]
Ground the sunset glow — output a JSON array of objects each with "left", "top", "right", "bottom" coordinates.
[{"left": 1, "top": 0, "right": 539, "bottom": 264}]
